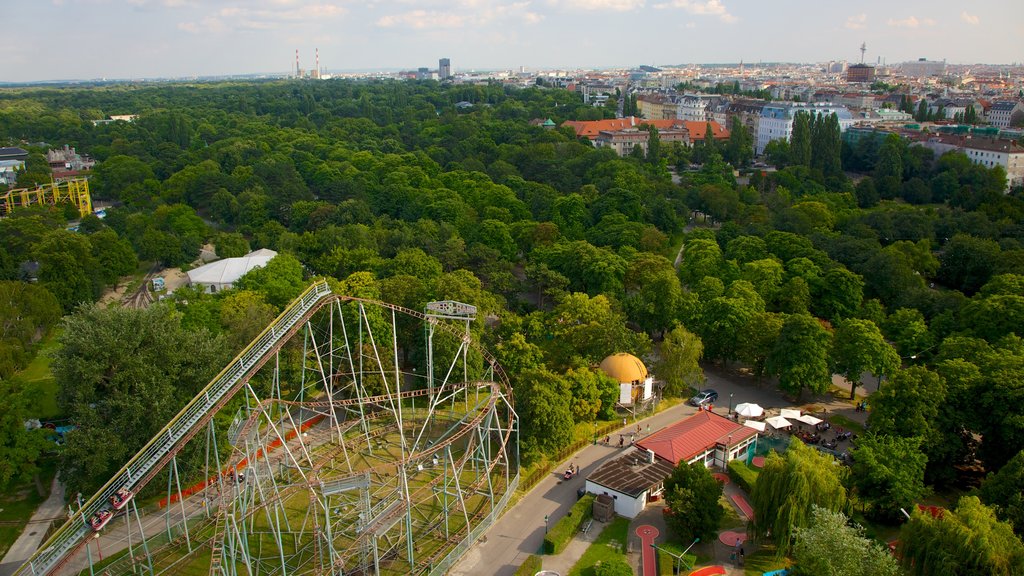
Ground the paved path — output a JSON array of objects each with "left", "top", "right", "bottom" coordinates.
[
  {"left": 635, "top": 525, "right": 658, "bottom": 576},
  {"left": 0, "top": 476, "right": 66, "bottom": 576}
]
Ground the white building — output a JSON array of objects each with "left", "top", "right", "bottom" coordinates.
[
  {"left": 676, "top": 94, "right": 718, "bottom": 123},
  {"left": 584, "top": 411, "right": 758, "bottom": 519},
  {"left": 756, "top": 102, "right": 855, "bottom": 154},
  {"left": 918, "top": 135, "right": 1024, "bottom": 190},
  {"left": 987, "top": 101, "right": 1024, "bottom": 129},
  {"left": 186, "top": 248, "right": 277, "bottom": 294}
]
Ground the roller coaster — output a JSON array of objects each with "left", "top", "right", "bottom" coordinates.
[
  {"left": 17, "top": 280, "right": 519, "bottom": 576},
  {"left": 0, "top": 178, "right": 92, "bottom": 217}
]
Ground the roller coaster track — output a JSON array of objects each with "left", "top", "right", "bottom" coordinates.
[
  {"left": 21, "top": 281, "right": 516, "bottom": 576},
  {"left": 18, "top": 281, "right": 335, "bottom": 576}
]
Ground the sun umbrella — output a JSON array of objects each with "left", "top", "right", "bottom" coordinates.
[
  {"left": 795, "top": 414, "right": 823, "bottom": 426},
  {"left": 735, "top": 403, "right": 764, "bottom": 417},
  {"left": 765, "top": 416, "right": 792, "bottom": 429},
  {"left": 743, "top": 420, "right": 766, "bottom": 432},
  {"left": 780, "top": 408, "right": 801, "bottom": 419}
]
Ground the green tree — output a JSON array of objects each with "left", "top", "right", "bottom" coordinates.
[
  {"left": 725, "top": 116, "right": 753, "bottom": 167},
  {"left": 33, "top": 230, "right": 102, "bottom": 312},
  {"left": 656, "top": 325, "right": 704, "bottom": 397},
  {"left": 663, "top": 461, "right": 725, "bottom": 544},
  {"left": 831, "top": 318, "right": 900, "bottom": 399},
  {"left": 234, "top": 253, "right": 306, "bottom": 309},
  {"left": 53, "top": 304, "right": 227, "bottom": 496},
  {"left": 978, "top": 449, "right": 1024, "bottom": 537},
  {"left": 219, "top": 290, "right": 278, "bottom": 352},
  {"left": 751, "top": 441, "right": 850, "bottom": 552},
  {"left": 0, "top": 380, "right": 51, "bottom": 494},
  {"left": 792, "top": 506, "right": 902, "bottom": 576},
  {"left": 790, "top": 111, "right": 812, "bottom": 167},
  {"left": 851, "top": 434, "right": 928, "bottom": 523},
  {"left": 881, "top": 308, "right": 931, "bottom": 359},
  {"left": 899, "top": 496, "right": 1024, "bottom": 576},
  {"left": 564, "top": 367, "right": 617, "bottom": 423},
  {"left": 594, "top": 557, "right": 633, "bottom": 576},
  {"left": 868, "top": 366, "right": 945, "bottom": 440},
  {"left": 514, "top": 368, "right": 574, "bottom": 462},
  {"left": 767, "top": 313, "right": 832, "bottom": 397},
  {"left": 738, "top": 312, "right": 785, "bottom": 382}
]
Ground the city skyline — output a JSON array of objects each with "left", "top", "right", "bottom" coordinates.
[{"left": 2, "top": 0, "right": 1022, "bottom": 83}]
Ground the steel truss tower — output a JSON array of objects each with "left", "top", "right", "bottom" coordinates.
[{"left": 18, "top": 281, "right": 519, "bottom": 576}]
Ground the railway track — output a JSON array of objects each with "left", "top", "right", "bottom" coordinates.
[{"left": 122, "top": 265, "right": 160, "bottom": 309}]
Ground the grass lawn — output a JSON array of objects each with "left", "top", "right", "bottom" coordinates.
[
  {"left": 0, "top": 458, "right": 59, "bottom": 559},
  {"left": 827, "top": 414, "right": 865, "bottom": 435},
  {"left": 15, "top": 329, "right": 62, "bottom": 420},
  {"left": 567, "top": 516, "right": 630, "bottom": 576},
  {"left": 719, "top": 494, "right": 745, "bottom": 529},
  {"left": 743, "top": 546, "right": 791, "bottom": 576}
]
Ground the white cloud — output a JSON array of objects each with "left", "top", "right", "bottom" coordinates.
[
  {"left": 653, "top": 0, "right": 735, "bottom": 23},
  {"left": 560, "top": 0, "right": 645, "bottom": 12},
  {"left": 961, "top": 11, "right": 979, "bottom": 25},
  {"left": 887, "top": 16, "right": 919, "bottom": 28},
  {"left": 377, "top": 10, "right": 468, "bottom": 28},
  {"left": 377, "top": 1, "right": 542, "bottom": 29},
  {"left": 180, "top": 2, "right": 347, "bottom": 34},
  {"left": 844, "top": 13, "right": 866, "bottom": 30}
]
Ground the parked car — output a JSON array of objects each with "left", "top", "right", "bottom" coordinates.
[{"left": 689, "top": 388, "right": 719, "bottom": 407}]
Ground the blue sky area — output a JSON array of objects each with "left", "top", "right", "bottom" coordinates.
[{"left": 3, "top": 0, "right": 1022, "bottom": 82}]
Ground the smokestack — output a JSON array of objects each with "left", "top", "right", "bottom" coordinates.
[
  {"left": 295, "top": 49, "right": 300, "bottom": 78},
  {"left": 315, "top": 48, "right": 320, "bottom": 79}
]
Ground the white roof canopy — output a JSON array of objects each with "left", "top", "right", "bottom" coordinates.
[
  {"left": 795, "top": 414, "right": 823, "bottom": 426},
  {"left": 743, "top": 420, "right": 767, "bottom": 432},
  {"left": 780, "top": 408, "right": 802, "bottom": 419},
  {"left": 765, "top": 416, "right": 792, "bottom": 429}
]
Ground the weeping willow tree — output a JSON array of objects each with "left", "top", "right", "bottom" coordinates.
[
  {"left": 750, "top": 441, "right": 851, "bottom": 553},
  {"left": 898, "top": 496, "right": 1024, "bottom": 576}
]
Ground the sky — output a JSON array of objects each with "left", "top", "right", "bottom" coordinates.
[{"left": 3, "top": 0, "right": 1022, "bottom": 82}]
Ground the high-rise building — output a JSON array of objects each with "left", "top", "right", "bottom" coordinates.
[
  {"left": 439, "top": 58, "right": 451, "bottom": 80},
  {"left": 846, "top": 63, "right": 876, "bottom": 83}
]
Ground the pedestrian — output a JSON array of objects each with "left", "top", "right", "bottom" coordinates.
[
  {"left": 739, "top": 547, "right": 745, "bottom": 566},
  {"left": 636, "top": 424, "right": 641, "bottom": 434},
  {"left": 604, "top": 434, "right": 610, "bottom": 444},
  {"left": 623, "top": 417, "right": 627, "bottom": 427},
  {"left": 646, "top": 424, "right": 651, "bottom": 435},
  {"left": 630, "top": 434, "right": 635, "bottom": 444},
  {"left": 619, "top": 435, "right": 624, "bottom": 447}
]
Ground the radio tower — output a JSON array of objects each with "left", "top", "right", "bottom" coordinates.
[{"left": 860, "top": 42, "right": 867, "bottom": 64}]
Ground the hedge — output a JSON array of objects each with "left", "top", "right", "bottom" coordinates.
[
  {"left": 727, "top": 459, "right": 758, "bottom": 494},
  {"left": 514, "top": 554, "right": 543, "bottom": 576},
  {"left": 543, "top": 494, "right": 595, "bottom": 554}
]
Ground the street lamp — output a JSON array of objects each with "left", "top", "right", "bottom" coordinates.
[
  {"left": 728, "top": 392, "right": 734, "bottom": 414},
  {"left": 651, "top": 537, "right": 700, "bottom": 574},
  {"left": 544, "top": 514, "right": 549, "bottom": 534}
]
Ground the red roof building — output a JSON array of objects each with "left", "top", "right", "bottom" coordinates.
[
  {"left": 637, "top": 410, "right": 758, "bottom": 466},
  {"left": 562, "top": 116, "right": 729, "bottom": 142}
]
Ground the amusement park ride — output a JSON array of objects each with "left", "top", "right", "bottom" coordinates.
[
  {"left": 17, "top": 281, "right": 519, "bottom": 576},
  {"left": 0, "top": 178, "right": 92, "bottom": 217}
]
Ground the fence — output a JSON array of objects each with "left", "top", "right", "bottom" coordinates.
[
  {"left": 428, "top": 472, "right": 520, "bottom": 575},
  {"left": 519, "top": 419, "right": 638, "bottom": 493}
]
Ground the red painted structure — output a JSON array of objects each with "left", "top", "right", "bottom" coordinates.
[{"left": 635, "top": 524, "right": 659, "bottom": 575}]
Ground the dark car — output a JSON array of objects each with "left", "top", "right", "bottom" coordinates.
[{"left": 689, "top": 388, "right": 719, "bottom": 407}]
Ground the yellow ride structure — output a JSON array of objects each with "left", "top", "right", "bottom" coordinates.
[{"left": 0, "top": 178, "right": 92, "bottom": 217}]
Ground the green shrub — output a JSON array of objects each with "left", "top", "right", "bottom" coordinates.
[
  {"left": 543, "top": 494, "right": 595, "bottom": 554},
  {"left": 657, "top": 546, "right": 696, "bottom": 575},
  {"left": 728, "top": 459, "right": 759, "bottom": 494},
  {"left": 514, "top": 554, "right": 544, "bottom": 576}
]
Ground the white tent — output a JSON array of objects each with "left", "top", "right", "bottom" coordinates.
[
  {"left": 795, "top": 414, "right": 823, "bottom": 426},
  {"left": 735, "top": 403, "right": 764, "bottom": 417},
  {"left": 765, "top": 416, "right": 792, "bottom": 429},
  {"left": 187, "top": 249, "right": 277, "bottom": 294},
  {"left": 743, "top": 420, "right": 766, "bottom": 432},
  {"left": 780, "top": 408, "right": 802, "bottom": 419}
]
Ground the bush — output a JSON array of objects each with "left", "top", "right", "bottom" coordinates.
[
  {"left": 657, "top": 548, "right": 696, "bottom": 575},
  {"left": 513, "top": 554, "right": 543, "bottom": 576},
  {"left": 727, "top": 459, "right": 758, "bottom": 493},
  {"left": 594, "top": 556, "right": 633, "bottom": 576},
  {"left": 543, "top": 494, "right": 595, "bottom": 554}
]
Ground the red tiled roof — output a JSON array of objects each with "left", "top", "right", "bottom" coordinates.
[
  {"left": 636, "top": 411, "right": 756, "bottom": 466},
  {"left": 562, "top": 116, "right": 685, "bottom": 138},
  {"left": 684, "top": 120, "right": 730, "bottom": 140}
]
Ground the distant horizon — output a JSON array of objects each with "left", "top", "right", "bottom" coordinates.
[
  {"left": 3, "top": 0, "right": 1021, "bottom": 84},
  {"left": 2, "top": 59, "right": 1020, "bottom": 88}
]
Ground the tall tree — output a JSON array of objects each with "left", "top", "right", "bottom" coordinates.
[
  {"left": 830, "top": 318, "right": 900, "bottom": 399},
  {"left": 792, "top": 506, "right": 902, "bottom": 576},
  {"left": 751, "top": 441, "right": 850, "bottom": 552},
  {"left": 850, "top": 434, "right": 928, "bottom": 523},
  {"left": 514, "top": 368, "right": 574, "bottom": 463},
  {"left": 53, "top": 304, "right": 227, "bottom": 496},
  {"left": 790, "top": 111, "right": 812, "bottom": 167},
  {"left": 656, "top": 325, "right": 704, "bottom": 397},
  {"left": 663, "top": 461, "right": 725, "bottom": 544},
  {"left": 766, "top": 313, "right": 832, "bottom": 397},
  {"left": 899, "top": 496, "right": 1024, "bottom": 576},
  {"left": 978, "top": 449, "right": 1024, "bottom": 538}
]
